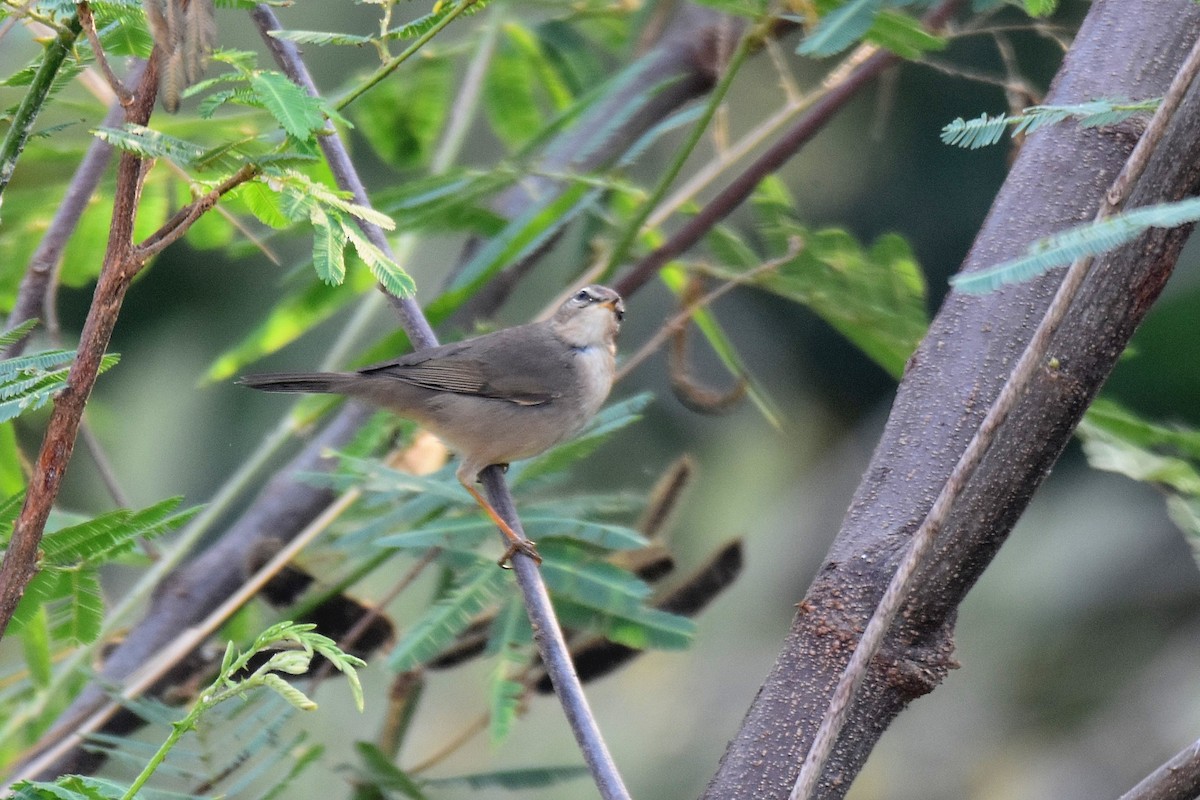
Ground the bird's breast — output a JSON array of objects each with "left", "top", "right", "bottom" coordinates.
[{"left": 570, "top": 344, "right": 616, "bottom": 420}]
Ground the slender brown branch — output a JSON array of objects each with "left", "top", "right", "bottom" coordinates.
[
  {"left": 0, "top": 53, "right": 160, "bottom": 639},
  {"left": 133, "top": 164, "right": 260, "bottom": 259},
  {"left": 75, "top": 1, "right": 130, "bottom": 102}
]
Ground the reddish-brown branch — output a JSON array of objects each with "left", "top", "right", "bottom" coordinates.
[
  {"left": 135, "top": 164, "right": 260, "bottom": 259},
  {"left": 0, "top": 54, "right": 160, "bottom": 639}
]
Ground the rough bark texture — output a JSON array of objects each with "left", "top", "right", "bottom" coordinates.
[{"left": 701, "top": 3, "right": 1200, "bottom": 797}]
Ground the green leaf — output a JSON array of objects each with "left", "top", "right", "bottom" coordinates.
[
  {"left": 353, "top": 55, "right": 452, "bottom": 170},
  {"left": 267, "top": 29, "right": 374, "bottom": 46},
  {"left": 486, "top": 599, "right": 529, "bottom": 743},
  {"left": 234, "top": 180, "right": 295, "bottom": 229},
  {"left": 0, "top": 319, "right": 38, "bottom": 349},
  {"left": 940, "top": 112, "right": 1009, "bottom": 150},
  {"left": 709, "top": 186, "right": 928, "bottom": 379},
  {"left": 249, "top": 71, "right": 328, "bottom": 140},
  {"left": 538, "top": 544, "right": 652, "bottom": 615},
  {"left": 1077, "top": 399, "right": 1200, "bottom": 570},
  {"left": 424, "top": 765, "right": 590, "bottom": 791},
  {"left": 20, "top": 604, "right": 53, "bottom": 687},
  {"left": 39, "top": 496, "right": 197, "bottom": 566},
  {"left": 65, "top": 570, "right": 103, "bottom": 644},
  {"left": 1078, "top": 400, "right": 1200, "bottom": 494},
  {"left": 342, "top": 226, "right": 416, "bottom": 298},
  {"left": 388, "top": 563, "right": 509, "bottom": 672},
  {"left": 517, "top": 516, "right": 647, "bottom": 550},
  {"left": 0, "top": 351, "right": 120, "bottom": 424},
  {"left": 484, "top": 23, "right": 548, "bottom": 150},
  {"left": 951, "top": 196, "right": 1200, "bottom": 294},
  {"left": 374, "top": 517, "right": 496, "bottom": 551},
  {"left": 310, "top": 206, "right": 348, "bottom": 286},
  {"left": 865, "top": 10, "right": 947, "bottom": 59},
  {"left": 941, "top": 99, "right": 1159, "bottom": 150},
  {"left": 0, "top": 421, "right": 24, "bottom": 495},
  {"left": 353, "top": 743, "right": 428, "bottom": 800},
  {"left": 511, "top": 393, "right": 653, "bottom": 484},
  {"left": 92, "top": 123, "right": 205, "bottom": 167},
  {"left": 1023, "top": 0, "right": 1057, "bottom": 17},
  {"left": 796, "top": 0, "right": 883, "bottom": 57}
]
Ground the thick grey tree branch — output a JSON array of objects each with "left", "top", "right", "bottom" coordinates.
[{"left": 701, "top": 3, "right": 1200, "bottom": 798}]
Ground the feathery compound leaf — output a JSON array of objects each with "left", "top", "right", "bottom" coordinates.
[
  {"left": 309, "top": 206, "right": 347, "bottom": 286},
  {"left": 487, "top": 599, "right": 529, "bottom": 743},
  {"left": 0, "top": 319, "right": 38, "bottom": 349},
  {"left": 0, "top": 352, "right": 119, "bottom": 423},
  {"left": 940, "top": 113, "right": 1009, "bottom": 149},
  {"left": 342, "top": 226, "right": 416, "bottom": 298},
  {"left": 93, "top": 124, "right": 205, "bottom": 166},
  {"left": 249, "top": 71, "right": 328, "bottom": 140},
  {"left": 267, "top": 29, "right": 373, "bottom": 46},
  {"left": 388, "top": 563, "right": 509, "bottom": 672},
  {"left": 796, "top": 0, "right": 883, "bottom": 57},
  {"left": 943, "top": 98, "right": 1159, "bottom": 149},
  {"left": 952, "top": 196, "right": 1200, "bottom": 293}
]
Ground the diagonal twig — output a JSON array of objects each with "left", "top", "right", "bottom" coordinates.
[{"left": 615, "top": 0, "right": 964, "bottom": 300}]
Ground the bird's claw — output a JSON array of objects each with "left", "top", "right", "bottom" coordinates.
[{"left": 498, "top": 538, "right": 541, "bottom": 568}]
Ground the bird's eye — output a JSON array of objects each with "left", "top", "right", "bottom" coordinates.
[{"left": 574, "top": 289, "right": 592, "bottom": 303}]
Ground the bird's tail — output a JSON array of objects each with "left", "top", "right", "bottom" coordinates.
[{"left": 238, "top": 372, "right": 357, "bottom": 394}]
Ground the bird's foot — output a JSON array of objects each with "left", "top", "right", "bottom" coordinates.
[{"left": 498, "top": 538, "right": 541, "bottom": 569}]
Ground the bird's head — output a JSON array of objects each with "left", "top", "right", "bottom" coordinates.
[{"left": 551, "top": 285, "right": 625, "bottom": 350}]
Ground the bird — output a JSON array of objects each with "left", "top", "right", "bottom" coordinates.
[{"left": 239, "top": 285, "right": 626, "bottom": 566}]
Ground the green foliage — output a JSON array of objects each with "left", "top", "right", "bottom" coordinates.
[
  {"left": 486, "top": 598, "right": 531, "bottom": 742},
  {"left": 14, "top": 623, "right": 364, "bottom": 800},
  {"left": 942, "top": 98, "right": 1159, "bottom": 149},
  {"left": 705, "top": 177, "right": 929, "bottom": 379},
  {"left": 353, "top": 56, "right": 453, "bottom": 170},
  {"left": 951, "top": 195, "right": 1200, "bottom": 294},
  {"left": 796, "top": 0, "right": 883, "bottom": 57},
  {"left": 1077, "top": 399, "right": 1200, "bottom": 566},
  {"left": 792, "top": 0, "right": 945, "bottom": 59},
  {"left": 6, "top": 497, "right": 199, "bottom": 643},
  {"left": 423, "top": 765, "right": 591, "bottom": 791},
  {"left": 539, "top": 541, "right": 695, "bottom": 649},
  {"left": 388, "top": 562, "right": 511, "bottom": 671},
  {"left": 353, "top": 742, "right": 428, "bottom": 800},
  {"left": 0, "top": 339, "right": 121, "bottom": 424},
  {"left": 1023, "top": 0, "right": 1058, "bottom": 16}
]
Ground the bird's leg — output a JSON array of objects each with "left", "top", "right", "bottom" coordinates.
[{"left": 460, "top": 479, "right": 542, "bottom": 568}]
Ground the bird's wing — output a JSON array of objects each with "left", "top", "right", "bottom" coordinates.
[{"left": 357, "top": 325, "right": 572, "bottom": 405}]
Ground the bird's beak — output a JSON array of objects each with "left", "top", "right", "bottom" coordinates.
[{"left": 602, "top": 299, "right": 625, "bottom": 322}]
